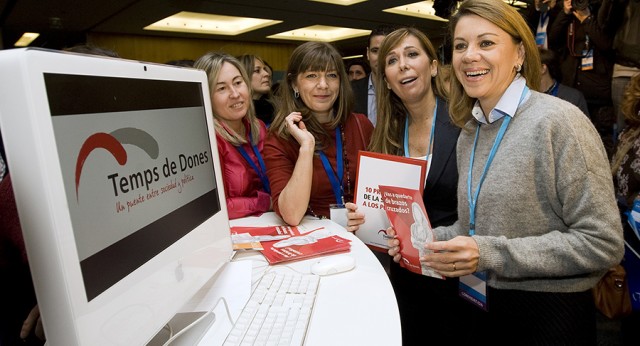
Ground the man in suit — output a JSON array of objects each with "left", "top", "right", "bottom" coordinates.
[
  {"left": 351, "top": 25, "right": 398, "bottom": 126},
  {"left": 539, "top": 47, "right": 590, "bottom": 117}
]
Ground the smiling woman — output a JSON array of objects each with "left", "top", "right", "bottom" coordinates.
[
  {"left": 394, "top": 0, "right": 624, "bottom": 344},
  {"left": 264, "top": 41, "right": 373, "bottom": 226},
  {"left": 194, "top": 52, "right": 271, "bottom": 219},
  {"left": 346, "top": 27, "right": 464, "bottom": 345}
]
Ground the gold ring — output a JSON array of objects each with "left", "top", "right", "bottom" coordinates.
[{"left": 452, "top": 262, "right": 457, "bottom": 271}]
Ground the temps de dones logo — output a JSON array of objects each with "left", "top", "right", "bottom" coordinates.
[{"left": 74, "top": 127, "right": 159, "bottom": 201}]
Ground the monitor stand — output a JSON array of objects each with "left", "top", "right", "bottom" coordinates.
[{"left": 147, "top": 311, "right": 217, "bottom": 346}]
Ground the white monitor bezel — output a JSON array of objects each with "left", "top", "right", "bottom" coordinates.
[{"left": 0, "top": 48, "right": 233, "bottom": 346}]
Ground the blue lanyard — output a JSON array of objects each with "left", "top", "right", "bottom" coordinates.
[
  {"left": 539, "top": 11, "right": 550, "bottom": 29},
  {"left": 467, "top": 87, "right": 528, "bottom": 236},
  {"left": 236, "top": 134, "right": 270, "bottom": 194},
  {"left": 318, "top": 127, "right": 344, "bottom": 205},
  {"left": 404, "top": 97, "right": 438, "bottom": 158},
  {"left": 548, "top": 81, "right": 559, "bottom": 96}
]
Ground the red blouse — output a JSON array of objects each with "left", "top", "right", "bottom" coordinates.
[
  {"left": 217, "top": 119, "right": 271, "bottom": 219},
  {"left": 264, "top": 113, "right": 373, "bottom": 219}
]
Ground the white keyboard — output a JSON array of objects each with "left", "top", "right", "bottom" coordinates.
[{"left": 223, "top": 271, "right": 320, "bottom": 346}]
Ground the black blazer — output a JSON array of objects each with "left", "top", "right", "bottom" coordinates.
[
  {"left": 351, "top": 77, "right": 370, "bottom": 118},
  {"left": 421, "top": 99, "right": 460, "bottom": 228}
]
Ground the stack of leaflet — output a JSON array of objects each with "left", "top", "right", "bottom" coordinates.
[{"left": 230, "top": 225, "right": 351, "bottom": 264}]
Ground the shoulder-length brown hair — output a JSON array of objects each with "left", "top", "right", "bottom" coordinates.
[
  {"left": 448, "top": 0, "right": 540, "bottom": 129},
  {"left": 237, "top": 54, "right": 271, "bottom": 95},
  {"left": 269, "top": 41, "right": 354, "bottom": 150},
  {"left": 194, "top": 51, "right": 260, "bottom": 146},
  {"left": 369, "top": 27, "right": 449, "bottom": 155}
]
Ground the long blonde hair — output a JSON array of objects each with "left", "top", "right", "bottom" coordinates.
[
  {"left": 194, "top": 51, "right": 260, "bottom": 146},
  {"left": 269, "top": 41, "right": 354, "bottom": 151},
  {"left": 448, "top": 0, "right": 540, "bottom": 129},
  {"left": 369, "top": 27, "right": 448, "bottom": 155}
]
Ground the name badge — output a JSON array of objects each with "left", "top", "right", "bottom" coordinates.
[
  {"left": 459, "top": 271, "right": 488, "bottom": 311},
  {"left": 329, "top": 204, "right": 348, "bottom": 227},
  {"left": 535, "top": 32, "right": 547, "bottom": 48},
  {"left": 581, "top": 49, "right": 594, "bottom": 71}
]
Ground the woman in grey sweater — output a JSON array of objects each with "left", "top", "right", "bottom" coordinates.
[{"left": 387, "top": 0, "right": 623, "bottom": 344}]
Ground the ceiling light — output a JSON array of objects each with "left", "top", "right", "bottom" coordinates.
[
  {"left": 503, "top": 0, "right": 528, "bottom": 8},
  {"left": 14, "top": 32, "right": 40, "bottom": 47},
  {"left": 144, "top": 12, "right": 282, "bottom": 35},
  {"left": 383, "top": 1, "right": 449, "bottom": 22},
  {"left": 268, "top": 25, "right": 370, "bottom": 42},
  {"left": 309, "top": 0, "right": 368, "bottom": 5},
  {"left": 343, "top": 55, "right": 364, "bottom": 59}
]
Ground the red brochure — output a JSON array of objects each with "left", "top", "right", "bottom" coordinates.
[
  {"left": 230, "top": 225, "right": 351, "bottom": 264},
  {"left": 353, "top": 151, "right": 427, "bottom": 252},
  {"left": 260, "top": 233, "right": 352, "bottom": 265},
  {"left": 378, "top": 185, "right": 443, "bottom": 279},
  {"left": 230, "top": 225, "right": 301, "bottom": 250}
]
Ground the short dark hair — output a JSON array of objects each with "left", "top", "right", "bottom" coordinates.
[
  {"left": 63, "top": 44, "right": 120, "bottom": 58},
  {"left": 368, "top": 24, "right": 398, "bottom": 47},
  {"left": 165, "top": 59, "right": 195, "bottom": 67},
  {"left": 538, "top": 48, "right": 562, "bottom": 82},
  {"left": 347, "top": 58, "right": 370, "bottom": 75}
]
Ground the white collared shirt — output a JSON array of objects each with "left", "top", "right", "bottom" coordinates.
[
  {"left": 367, "top": 74, "right": 377, "bottom": 126},
  {"left": 471, "top": 75, "right": 530, "bottom": 124}
]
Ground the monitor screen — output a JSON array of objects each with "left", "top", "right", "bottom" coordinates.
[{"left": 0, "top": 48, "right": 233, "bottom": 345}]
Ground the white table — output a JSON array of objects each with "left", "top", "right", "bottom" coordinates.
[{"left": 229, "top": 212, "right": 401, "bottom": 346}]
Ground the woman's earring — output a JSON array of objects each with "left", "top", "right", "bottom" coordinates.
[
  {"left": 386, "top": 83, "right": 391, "bottom": 90},
  {"left": 515, "top": 63, "right": 522, "bottom": 73},
  {"left": 294, "top": 89, "right": 299, "bottom": 98}
]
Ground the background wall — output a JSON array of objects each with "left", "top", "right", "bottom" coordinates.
[{"left": 88, "top": 32, "right": 298, "bottom": 72}]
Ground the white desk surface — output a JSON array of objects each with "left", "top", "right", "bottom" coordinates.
[{"left": 229, "top": 212, "right": 401, "bottom": 346}]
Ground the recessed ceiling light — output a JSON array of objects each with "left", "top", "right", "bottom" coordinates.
[
  {"left": 383, "top": 1, "right": 449, "bottom": 22},
  {"left": 309, "top": 0, "right": 368, "bottom": 5},
  {"left": 144, "top": 12, "right": 282, "bottom": 35},
  {"left": 505, "top": 0, "right": 528, "bottom": 8},
  {"left": 268, "top": 25, "right": 370, "bottom": 42},
  {"left": 14, "top": 32, "right": 40, "bottom": 47}
]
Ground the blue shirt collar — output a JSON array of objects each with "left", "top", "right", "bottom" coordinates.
[
  {"left": 471, "top": 74, "right": 529, "bottom": 124},
  {"left": 368, "top": 74, "right": 374, "bottom": 91}
]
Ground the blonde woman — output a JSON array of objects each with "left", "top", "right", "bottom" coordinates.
[{"left": 194, "top": 52, "right": 270, "bottom": 219}]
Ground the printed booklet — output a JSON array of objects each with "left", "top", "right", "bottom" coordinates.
[
  {"left": 353, "top": 151, "right": 427, "bottom": 252},
  {"left": 230, "top": 225, "right": 301, "bottom": 250},
  {"left": 230, "top": 225, "right": 351, "bottom": 264},
  {"left": 378, "top": 185, "right": 443, "bottom": 279}
]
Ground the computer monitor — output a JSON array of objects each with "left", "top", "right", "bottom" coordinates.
[{"left": 0, "top": 48, "right": 233, "bottom": 345}]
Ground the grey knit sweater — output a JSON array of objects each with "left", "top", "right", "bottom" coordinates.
[{"left": 435, "top": 91, "right": 624, "bottom": 292}]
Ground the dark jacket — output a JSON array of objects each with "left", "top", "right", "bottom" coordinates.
[
  {"left": 525, "top": 2, "right": 563, "bottom": 50},
  {"left": 351, "top": 76, "right": 370, "bottom": 119},
  {"left": 549, "top": 6, "right": 615, "bottom": 103}
]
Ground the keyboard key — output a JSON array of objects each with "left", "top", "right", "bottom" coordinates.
[{"left": 223, "top": 270, "right": 320, "bottom": 346}]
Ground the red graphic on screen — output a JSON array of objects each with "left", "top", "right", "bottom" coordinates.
[{"left": 74, "top": 128, "right": 158, "bottom": 200}]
